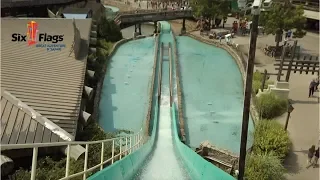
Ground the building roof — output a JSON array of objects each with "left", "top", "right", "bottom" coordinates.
[
  {"left": 62, "top": 7, "right": 92, "bottom": 14},
  {"left": 64, "top": 14, "right": 89, "bottom": 19},
  {"left": 1, "top": 90, "right": 72, "bottom": 144},
  {"left": 1, "top": 18, "right": 92, "bottom": 138},
  {"left": 304, "top": 9, "right": 320, "bottom": 20}
]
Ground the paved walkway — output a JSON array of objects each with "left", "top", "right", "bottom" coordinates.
[{"left": 190, "top": 18, "right": 319, "bottom": 180}]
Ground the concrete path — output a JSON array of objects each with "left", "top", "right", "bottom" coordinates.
[{"left": 191, "top": 17, "right": 319, "bottom": 180}]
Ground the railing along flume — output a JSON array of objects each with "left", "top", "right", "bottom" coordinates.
[{"left": 1, "top": 128, "right": 144, "bottom": 180}]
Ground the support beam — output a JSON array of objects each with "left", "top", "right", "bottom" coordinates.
[
  {"left": 80, "top": 111, "right": 91, "bottom": 124},
  {"left": 154, "top": 21, "right": 158, "bottom": 33},
  {"left": 86, "top": 70, "right": 95, "bottom": 79},
  {"left": 90, "top": 31, "right": 97, "bottom": 38},
  {"left": 89, "top": 38, "right": 97, "bottom": 45},
  {"left": 61, "top": 145, "right": 86, "bottom": 160},
  {"left": 89, "top": 48, "right": 96, "bottom": 54},
  {"left": 181, "top": 18, "right": 186, "bottom": 34},
  {"left": 84, "top": 86, "right": 94, "bottom": 100},
  {"left": 1, "top": 155, "right": 14, "bottom": 177},
  {"left": 238, "top": 2, "right": 261, "bottom": 179},
  {"left": 138, "top": 24, "right": 142, "bottom": 35}
]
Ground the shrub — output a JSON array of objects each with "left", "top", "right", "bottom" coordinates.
[
  {"left": 245, "top": 153, "right": 286, "bottom": 180},
  {"left": 255, "top": 92, "right": 287, "bottom": 119},
  {"left": 253, "top": 120, "right": 291, "bottom": 159},
  {"left": 97, "top": 39, "right": 113, "bottom": 52},
  {"left": 98, "top": 17, "right": 123, "bottom": 42},
  {"left": 252, "top": 71, "right": 274, "bottom": 95}
]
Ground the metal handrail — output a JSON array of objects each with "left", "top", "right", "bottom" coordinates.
[{"left": 2, "top": 128, "right": 145, "bottom": 180}]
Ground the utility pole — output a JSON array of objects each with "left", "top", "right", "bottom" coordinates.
[{"left": 238, "top": 0, "right": 261, "bottom": 180}]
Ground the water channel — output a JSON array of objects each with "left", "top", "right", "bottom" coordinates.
[{"left": 99, "top": 5, "right": 253, "bottom": 155}]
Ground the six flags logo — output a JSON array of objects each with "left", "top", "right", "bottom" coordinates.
[
  {"left": 11, "top": 21, "right": 64, "bottom": 46},
  {"left": 27, "top": 21, "right": 38, "bottom": 46}
]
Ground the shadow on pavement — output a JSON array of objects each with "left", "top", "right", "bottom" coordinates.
[
  {"left": 290, "top": 98, "right": 319, "bottom": 105},
  {"left": 283, "top": 144, "right": 301, "bottom": 175}
]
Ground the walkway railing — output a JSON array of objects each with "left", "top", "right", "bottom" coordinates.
[{"left": 1, "top": 128, "right": 145, "bottom": 180}]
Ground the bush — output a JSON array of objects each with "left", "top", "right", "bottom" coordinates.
[
  {"left": 253, "top": 120, "right": 291, "bottom": 159},
  {"left": 252, "top": 71, "right": 274, "bottom": 95},
  {"left": 245, "top": 153, "right": 286, "bottom": 180},
  {"left": 97, "top": 39, "right": 113, "bottom": 52},
  {"left": 256, "top": 92, "right": 287, "bottom": 119},
  {"left": 98, "top": 17, "right": 123, "bottom": 42}
]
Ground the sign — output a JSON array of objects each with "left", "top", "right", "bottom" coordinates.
[{"left": 11, "top": 21, "right": 66, "bottom": 52}]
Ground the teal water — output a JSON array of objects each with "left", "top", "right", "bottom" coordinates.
[
  {"left": 177, "top": 37, "right": 254, "bottom": 154},
  {"left": 98, "top": 38, "right": 155, "bottom": 132}
]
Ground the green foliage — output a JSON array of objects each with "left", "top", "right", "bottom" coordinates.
[
  {"left": 97, "top": 39, "right": 114, "bottom": 52},
  {"left": 252, "top": 71, "right": 274, "bottom": 95},
  {"left": 245, "top": 153, "right": 286, "bottom": 180},
  {"left": 98, "top": 17, "right": 123, "bottom": 42},
  {"left": 253, "top": 120, "right": 291, "bottom": 159},
  {"left": 191, "top": 0, "right": 230, "bottom": 19},
  {"left": 260, "top": 4, "right": 306, "bottom": 40},
  {"left": 256, "top": 92, "right": 288, "bottom": 119}
]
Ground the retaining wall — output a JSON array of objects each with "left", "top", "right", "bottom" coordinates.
[
  {"left": 92, "top": 38, "right": 135, "bottom": 121},
  {"left": 185, "top": 33, "right": 259, "bottom": 125},
  {"left": 145, "top": 34, "right": 160, "bottom": 136},
  {"left": 171, "top": 32, "right": 187, "bottom": 143}
]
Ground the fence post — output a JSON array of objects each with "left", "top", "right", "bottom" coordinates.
[
  {"left": 30, "top": 147, "right": 38, "bottom": 180},
  {"left": 120, "top": 138, "right": 122, "bottom": 160},
  {"left": 65, "top": 145, "right": 71, "bottom": 178},
  {"left": 261, "top": 69, "right": 267, "bottom": 92},
  {"left": 126, "top": 137, "right": 128, "bottom": 155},
  {"left": 112, "top": 140, "right": 115, "bottom": 164},
  {"left": 83, "top": 144, "right": 89, "bottom": 180},
  {"left": 100, "top": 142, "right": 104, "bottom": 170},
  {"left": 277, "top": 46, "right": 286, "bottom": 81},
  {"left": 129, "top": 136, "right": 132, "bottom": 154},
  {"left": 285, "top": 40, "right": 298, "bottom": 82}
]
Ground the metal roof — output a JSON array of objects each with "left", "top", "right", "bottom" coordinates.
[
  {"left": 1, "top": 90, "right": 72, "bottom": 144},
  {"left": 1, "top": 18, "right": 92, "bottom": 137},
  {"left": 64, "top": 14, "right": 88, "bottom": 19},
  {"left": 62, "top": 7, "right": 92, "bottom": 14},
  {"left": 304, "top": 9, "right": 320, "bottom": 20}
]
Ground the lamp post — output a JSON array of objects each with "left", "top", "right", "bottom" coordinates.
[
  {"left": 238, "top": 0, "right": 261, "bottom": 180},
  {"left": 284, "top": 103, "right": 294, "bottom": 131}
]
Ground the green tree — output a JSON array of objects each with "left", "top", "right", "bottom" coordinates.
[
  {"left": 191, "top": 0, "right": 230, "bottom": 26},
  {"left": 260, "top": 2, "right": 306, "bottom": 48},
  {"left": 98, "top": 17, "right": 123, "bottom": 42}
]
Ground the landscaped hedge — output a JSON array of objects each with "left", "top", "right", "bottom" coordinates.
[
  {"left": 252, "top": 120, "right": 291, "bottom": 159},
  {"left": 245, "top": 153, "right": 286, "bottom": 180},
  {"left": 255, "top": 92, "right": 288, "bottom": 119}
]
